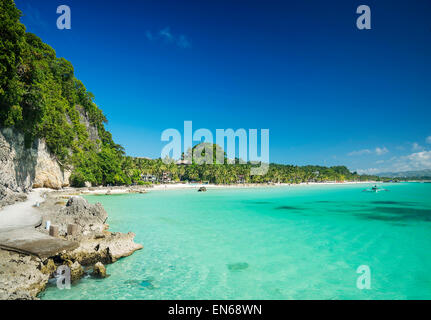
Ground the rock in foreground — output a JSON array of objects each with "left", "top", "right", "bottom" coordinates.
[
  {"left": 92, "top": 262, "right": 108, "bottom": 278},
  {"left": 0, "top": 192, "right": 142, "bottom": 300},
  {"left": 0, "top": 249, "right": 49, "bottom": 300},
  {"left": 61, "top": 231, "right": 143, "bottom": 265},
  {"left": 40, "top": 196, "right": 108, "bottom": 236}
]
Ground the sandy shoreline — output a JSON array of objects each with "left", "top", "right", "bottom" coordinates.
[{"left": 58, "top": 181, "right": 381, "bottom": 196}]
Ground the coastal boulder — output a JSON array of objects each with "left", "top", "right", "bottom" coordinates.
[
  {"left": 70, "top": 261, "right": 84, "bottom": 282},
  {"left": 55, "top": 196, "right": 108, "bottom": 234},
  {"left": 40, "top": 259, "right": 57, "bottom": 276},
  {"left": 64, "top": 231, "right": 143, "bottom": 266},
  {"left": 92, "top": 262, "right": 108, "bottom": 278}
]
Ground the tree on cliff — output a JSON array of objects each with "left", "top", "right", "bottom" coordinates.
[
  {"left": 0, "top": 0, "right": 26, "bottom": 123},
  {"left": 0, "top": 0, "right": 130, "bottom": 186}
]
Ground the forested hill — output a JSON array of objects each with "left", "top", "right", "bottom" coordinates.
[
  {"left": 0, "top": 0, "right": 129, "bottom": 186},
  {"left": 0, "top": 0, "right": 382, "bottom": 187}
]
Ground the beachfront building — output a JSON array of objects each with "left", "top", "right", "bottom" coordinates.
[
  {"left": 160, "top": 172, "right": 172, "bottom": 184},
  {"left": 141, "top": 174, "right": 157, "bottom": 183},
  {"left": 237, "top": 175, "right": 246, "bottom": 184}
]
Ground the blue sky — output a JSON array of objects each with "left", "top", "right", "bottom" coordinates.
[{"left": 15, "top": 0, "right": 431, "bottom": 173}]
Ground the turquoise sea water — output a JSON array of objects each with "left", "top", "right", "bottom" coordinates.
[{"left": 41, "top": 183, "right": 431, "bottom": 300}]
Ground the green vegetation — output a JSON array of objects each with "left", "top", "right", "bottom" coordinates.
[
  {"left": 0, "top": 0, "right": 383, "bottom": 187},
  {"left": 119, "top": 154, "right": 382, "bottom": 185},
  {"left": 0, "top": 0, "right": 130, "bottom": 186}
]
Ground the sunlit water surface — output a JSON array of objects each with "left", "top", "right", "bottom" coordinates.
[{"left": 41, "top": 183, "right": 431, "bottom": 299}]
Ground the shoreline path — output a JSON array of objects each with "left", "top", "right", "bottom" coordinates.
[{"left": 0, "top": 190, "right": 78, "bottom": 259}]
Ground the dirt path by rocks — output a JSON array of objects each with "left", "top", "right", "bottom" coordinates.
[{"left": 0, "top": 189, "right": 44, "bottom": 231}]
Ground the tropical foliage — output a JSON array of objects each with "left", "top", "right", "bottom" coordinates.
[
  {"left": 0, "top": 0, "right": 130, "bottom": 186},
  {"left": 119, "top": 155, "right": 382, "bottom": 185}
]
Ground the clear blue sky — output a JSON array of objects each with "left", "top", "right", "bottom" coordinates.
[{"left": 15, "top": 0, "right": 431, "bottom": 174}]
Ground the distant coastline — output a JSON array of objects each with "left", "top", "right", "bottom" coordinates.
[{"left": 63, "top": 180, "right": 383, "bottom": 196}]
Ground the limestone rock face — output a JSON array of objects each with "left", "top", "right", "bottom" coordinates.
[
  {"left": 0, "top": 128, "right": 37, "bottom": 192},
  {"left": 32, "top": 139, "right": 71, "bottom": 189},
  {"left": 0, "top": 128, "right": 70, "bottom": 192}
]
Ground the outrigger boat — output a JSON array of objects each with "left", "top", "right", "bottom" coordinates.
[{"left": 363, "top": 185, "right": 388, "bottom": 193}]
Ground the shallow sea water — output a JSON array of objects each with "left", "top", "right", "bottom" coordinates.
[{"left": 40, "top": 182, "right": 431, "bottom": 300}]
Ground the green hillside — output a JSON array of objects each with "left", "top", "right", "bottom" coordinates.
[{"left": 0, "top": 0, "right": 129, "bottom": 186}]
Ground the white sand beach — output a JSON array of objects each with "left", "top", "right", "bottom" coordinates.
[{"left": 58, "top": 180, "right": 380, "bottom": 196}]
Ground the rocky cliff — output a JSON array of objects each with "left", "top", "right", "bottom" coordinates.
[{"left": 0, "top": 127, "right": 71, "bottom": 192}]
